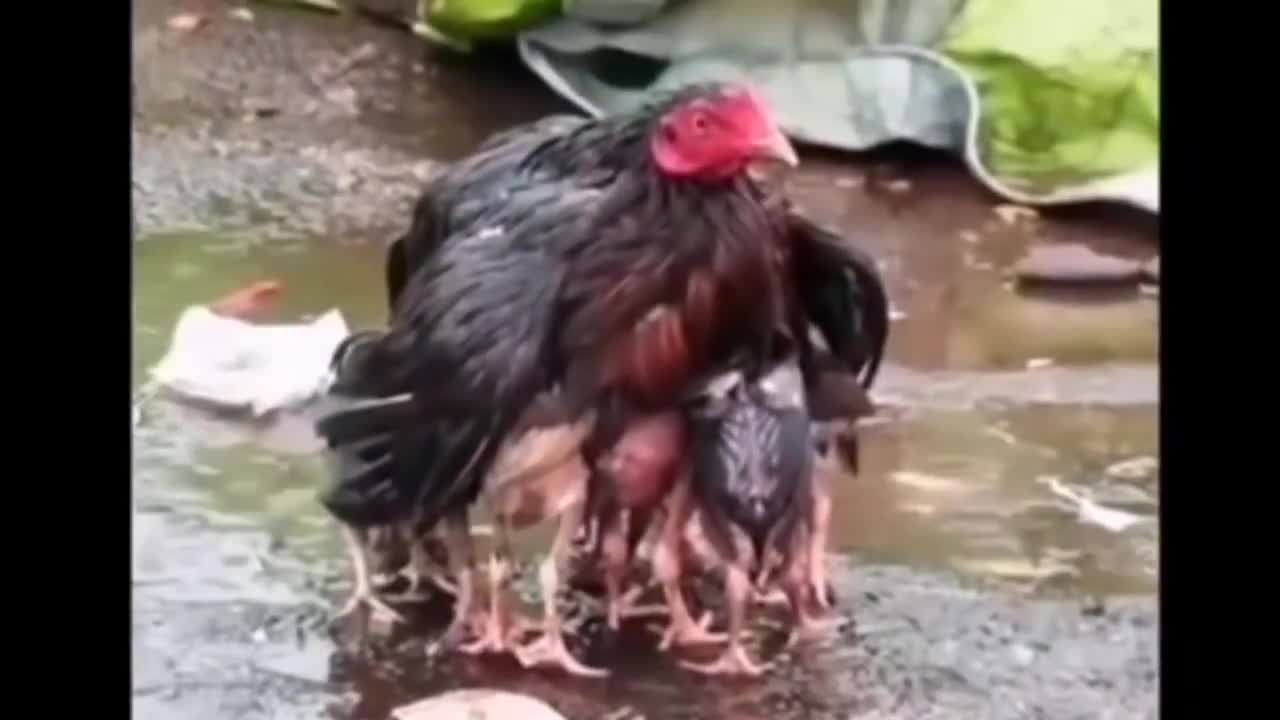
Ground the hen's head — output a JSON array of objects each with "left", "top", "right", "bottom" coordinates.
[{"left": 650, "top": 83, "right": 798, "bottom": 180}]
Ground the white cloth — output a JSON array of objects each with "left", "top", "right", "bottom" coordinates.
[{"left": 149, "top": 306, "right": 350, "bottom": 417}]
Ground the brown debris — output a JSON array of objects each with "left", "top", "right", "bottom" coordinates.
[
  {"left": 1013, "top": 243, "right": 1145, "bottom": 288},
  {"left": 208, "top": 280, "right": 284, "bottom": 320},
  {"left": 993, "top": 203, "right": 1039, "bottom": 225},
  {"left": 167, "top": 13, "right": 207, "bottom": 33}
]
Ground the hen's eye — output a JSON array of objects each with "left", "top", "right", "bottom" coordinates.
[{"left": 692, "top": 114, "right": 709, "bottom": 133}]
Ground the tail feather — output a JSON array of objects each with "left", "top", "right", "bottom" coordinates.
[
  {"left": 315, "top": 396, "right": 420, "bottom": 445},
  {"left": 318, "top": 438, "right": 399, "bottom": 527},
  {"left": 789, "top": 212, "right": 891, "bottom": 389},
  {"left": 314, "top": 395, "right": 508, "bottom": 530},
  {"left": 327, "top": 330, "right": 407, "bottom": 398}
]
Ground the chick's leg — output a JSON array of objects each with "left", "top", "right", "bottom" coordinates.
[
  {"left": 460, "top": 520, "right": 540, "bottom": 655},
  {"left": 384, "top": 526, "right": 457, "bottom": 602},
  {"left": 654, "top": 476, "right": 725, "bottom": 649},
  {"left": 432, "top": 512, "right": 479, "bottom": 650},
  {"left": 681, "top": 562, "right": 771, "bottom": 677},
  {"left": 601, "top": 508, "right": 631, "bottom": 630},
  {"left": 335, "top": 525, "right": 406, "bottom": 623},
  {"left": 809, "top": 467, "right": 835, "bottom": 611},
  {"left": 368, "top": 526, "right": 408, "bottom": 591},
  {"left": 783, "top": 551, "right": 843, "bottom": 645},
  {"left": 514, "top": 500, "right": 608, "bottom": 677},
  {"left": 607, "top": 518, "right": 669, "bottom": 622}
]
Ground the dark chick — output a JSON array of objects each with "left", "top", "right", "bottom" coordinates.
[
  {"left": 314, "top": 83, "right": 806, "bottom": 677},
  {"left": 633, "top": 212, "right": 888, "bottom": 664},
  {"left": 655, "top": 351, "right": 875, "bottom": 671}
]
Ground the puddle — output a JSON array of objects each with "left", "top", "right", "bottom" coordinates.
[
  {"left": 132, "top": 228, "right": 1157, "bottom": 718},
  {"left": 134, "top": 231, "right": 1158, "bottom": 591}
]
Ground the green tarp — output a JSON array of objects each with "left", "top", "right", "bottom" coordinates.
[{"left": 515, "top": 0, "right": 1159, "bottom": 213}]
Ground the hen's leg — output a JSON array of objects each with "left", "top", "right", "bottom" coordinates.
[
  {"left": 514, "top": 500, "right": 608, "bottom": 677},
  {"left": 681, "top": 561, "right": 771, "bottom": 677},
  {"left": 335, "top": 525, "right": 406, "bottom": 623},
  {"left": 653, "top": 477, "right": 725, "bottom": 649}
]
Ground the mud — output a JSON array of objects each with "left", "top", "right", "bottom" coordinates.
[{"left": 132, "top": 2, "right": 1158, "bottom": 719}]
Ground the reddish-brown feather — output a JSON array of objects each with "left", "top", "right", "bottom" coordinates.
[
  {"left": 682, "top": 270, "right": 718, "bottom": 359},
  {"left": 626, "top": 308, "right": 691, "bottom": 402}
]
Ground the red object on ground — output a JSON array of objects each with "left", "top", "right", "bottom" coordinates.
[{"left": 209, "top": 280, "right": 284, "bottom": 320}]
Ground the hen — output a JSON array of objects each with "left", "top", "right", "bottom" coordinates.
[{"left": 315, "top": 83, "right": 887, "bottom": 676}]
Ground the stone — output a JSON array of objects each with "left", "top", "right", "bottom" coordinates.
[{"left": 392, "top": 689, "right": 567, "bottom": 720}]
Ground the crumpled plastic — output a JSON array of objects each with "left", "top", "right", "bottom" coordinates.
[
  {"left": 518, "top": 0, "right": 1158, "bottom": 213},
  {"left": 148, "top": 306, "right": 350, "bottom": 417}
]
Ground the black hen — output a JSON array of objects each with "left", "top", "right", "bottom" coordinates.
[{"left": 314, "top": 83, "right": 809, "bottom": 676}]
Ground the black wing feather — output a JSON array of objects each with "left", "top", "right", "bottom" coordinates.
[
  {"left": 315, "top": 182, "right": 591, "bottom": 531},
  {"left": 787, "top": 212, "right": 890, "bottom": 388},
  {"left": 385, "top": 112, "right": 593, "bottom": 314}
]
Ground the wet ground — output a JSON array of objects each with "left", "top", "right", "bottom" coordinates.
[{"left": 132, "top": 3, "right": 1159, "bottom": 719}]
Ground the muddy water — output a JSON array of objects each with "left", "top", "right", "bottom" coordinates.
[
  {"left": 133, "top": 4, "right": 1157, "bottom": 719},
  {"left": 133, "top": 227, "right": 1158, "bottom": 593}
]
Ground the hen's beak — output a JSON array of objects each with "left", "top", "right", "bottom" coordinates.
[{"left": 752, "top": 126, "right": 799, "bottom": 168}]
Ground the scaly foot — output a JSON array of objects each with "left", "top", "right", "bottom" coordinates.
[
  {"left": 755, "top": 587, "right": 790, "bottom": 610},
  {"left": 335, "top": 586, "right": 406, "bottom": 625},
  {"left": 514, "top": 627, "right": 609, "bottom": 678},
  {"left": 679, "top": 643, "right": 772, "bottom": 677},
  {"left": 459, "top": 610, "right": 542, "bottom": 655},
  {"left": 655, "top": 610, "right": 726, "bottom": 650},
  {"left": 787, "top": 613, "right": 843, "bottom": 646},
  {"left": 608, "top": 582, "right": 670, "bottom": 629}
]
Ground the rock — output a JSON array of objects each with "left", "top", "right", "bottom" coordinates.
[
  {"left": 167, "top": 12, "right": 207, "bottom": 33},
  {"left": 1010, "top": 644, "right": 1037, "bottom": 666},
  {"left": 835, "top": 174, "right": 864, "bottom": 190},
  {"left": 994, "top": 204, "right": 1039, "bottom": 225},
  {"left": 392, "top": 690, "right": 567, "bottom": 720},
  {"left": 883, "top": 178, "right": 912, "bottom": 194},
  {"left": 1013, "top": 243, "right": 1145, "bottom": 287}
]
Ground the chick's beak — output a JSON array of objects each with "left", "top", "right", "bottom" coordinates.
[{"left": 752, "top": 126, "right": 799, "bottom": 168}]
